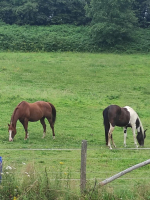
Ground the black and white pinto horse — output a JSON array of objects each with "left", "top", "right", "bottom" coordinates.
[{"left": 103, "top": 105, "right": 147, "bottom": 149}]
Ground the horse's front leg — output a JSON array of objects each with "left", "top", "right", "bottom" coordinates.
[
  {"left": 132, "top": 126, "right": 138, "bottom": 148},
  {"left": 108, "top": 133, "right": 112, "bottom": 149},
  {"left": 123, "top": 127, "right": 127, "bottom": 147},
  {"left": 20, "top": 119, "right": 29, "bottom": 140},
  {"left": 111, "top": 135, "right": 116, "bottom": 148},
  {"left": 108, "top": 124, "right": 115, "bottom": 149},
  {"left": 22, "top": 119, "right": 29, "bottom": 140}
]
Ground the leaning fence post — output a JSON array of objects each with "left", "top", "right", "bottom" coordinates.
[
  {"left": 80, "top": 140, "right": 87, "bottom": 193},
  {"left": 99, "top": 159, "right": 150, "bottom": 186},
  {"left": 0, "top": 157, "right": 2, "bottom": 183}
]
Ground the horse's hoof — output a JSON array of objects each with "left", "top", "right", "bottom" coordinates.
[
  {"left": 42, "top": 132, "right": 46, "bottom": 138},
  {"left": 53, "top": 136, "right": 55, "bottom": 139}
]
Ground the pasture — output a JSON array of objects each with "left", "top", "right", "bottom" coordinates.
[{"left": 0, "top": 52, "right": 150, "bottom": 199}]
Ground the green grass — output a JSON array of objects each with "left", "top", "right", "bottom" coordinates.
[{"left": 0, "top": 52, "right": 150, "bottom": 199}]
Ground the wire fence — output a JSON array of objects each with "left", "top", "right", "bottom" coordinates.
[{"left": 1, "top": 148, "right": 150, "bottom": 185}]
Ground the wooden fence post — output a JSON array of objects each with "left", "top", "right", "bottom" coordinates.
[
  {"left": 80, "top": 140, "right": 87, "bottom": 193},
  {"left": 0, "top": 157, "right": 2, "bottom": 183}
]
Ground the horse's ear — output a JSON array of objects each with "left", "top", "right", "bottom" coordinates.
[{"left": 144, "top": 129, "right": 147, "bottom": 139}]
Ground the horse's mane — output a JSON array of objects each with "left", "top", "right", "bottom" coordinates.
[
  {"left": 11, "top": 102, "right": 23, "bottom": 123},
  {"left": 133, "top": 109, "right": 144, "bottom": 136},
  {"left": 125, "top": 106, "right": 144, "bottom": 136}
]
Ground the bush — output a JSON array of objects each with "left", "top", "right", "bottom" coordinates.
[
  {"left": 0, "top": 24, "right": 95, "bottom": 52},
  {"left": 0, "top": 23, "right": 150, "bottom": 53}
]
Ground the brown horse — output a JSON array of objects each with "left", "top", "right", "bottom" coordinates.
[{"left": 8, "top": 101, "right": 56, "bottom": 141}]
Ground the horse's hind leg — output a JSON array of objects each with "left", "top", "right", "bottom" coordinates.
[
  {"left": 40, "top": 117, "right": 46, "bottom": 138},
  {"left": 47, "top": 118, "right": 55, "bottom": 139}
]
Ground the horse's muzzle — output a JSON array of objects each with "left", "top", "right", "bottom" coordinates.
[{"left": 9, "top": 138, "right": 13, "bottom": 142}]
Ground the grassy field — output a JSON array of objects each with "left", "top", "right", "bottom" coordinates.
[{"left": 0, "top": 52, "right": 150, "bottom": 199}]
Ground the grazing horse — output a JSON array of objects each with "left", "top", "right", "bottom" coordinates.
[
  {"left": 103, "top": 105, "right": 147, "bottom": 149},
  {"left": 8, "top": 101, "right": 56, "bottom": 141}
]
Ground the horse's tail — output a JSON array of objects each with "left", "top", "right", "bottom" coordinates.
[
  {"left": 49, "top": 103, "right": 56, "bottom": 124},
  {"left": 103, "top": 107, "right": 110, "bottom": 145}
]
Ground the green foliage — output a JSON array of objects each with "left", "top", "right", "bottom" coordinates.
[
  {"left": 89, "top": 22, "right": 134, "bottom": 47},
  {"left": 0, "top": 23, "right": 150, "bottom": 52},
  {"left": 86, "top": 0, "right": 138, "bottom": 46},
  {"left": 0, "top": 0, "right": 88, "bottom": 26},
  {"left": 0, "top": 0, "right": 150, "bottom": 29},
  {"left": 132, "top": 0, "right": 150, "bottom": 28},
  {"left": 0, "top": 24, "right": 95, "bottom": 52}
]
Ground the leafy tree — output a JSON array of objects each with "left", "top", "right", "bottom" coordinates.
[
  {"left": 14, "top": 1, "right": 39, "bottom": 25},
  {"left": 0, "top": 0, "right": 89, "bottom": 25},
  {"left": 132, "top": 0, "right": 150, "bottom": 27},
  {"left": 39, "top": 0, "right": 88, "bottom": 25},
  {"left": 0, "top": 1, "right": 14, "bottom": 24},
  {"left": 86, "top": 0, "right": 138, "bottom": 47},
  {"left": 0, "top": 0, "right": 39, "bottom": 25}
]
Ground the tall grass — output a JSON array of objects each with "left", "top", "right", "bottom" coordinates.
[
  {"left": 0, "top": 163, "right": 79, "bottom": 200},
  {"left": 1, "top": 163, "right": 150, "bottom": 200}
]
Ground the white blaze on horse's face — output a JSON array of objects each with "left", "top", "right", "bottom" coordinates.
[{"left": 9, "top": 130, "right": 13, "bottom": 142}]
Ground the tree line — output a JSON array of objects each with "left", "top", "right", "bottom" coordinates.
[
  {"left": 0, "top": 0, "right": 150, "bottom": 51},
  {"left": 0, "top": 0, "right": 90, "bottom": 25},
  {"left": 0, "top": 0, "right": 149, "bottom": 28}
]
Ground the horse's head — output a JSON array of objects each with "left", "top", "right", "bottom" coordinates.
[
  {"left": 8, "top": 123, "right": 16, "bottom": 141},
  {"left": 136, "top": 128, "right": 147, "bottom": 146}
]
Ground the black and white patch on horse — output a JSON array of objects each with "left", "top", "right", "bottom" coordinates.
[{"left": 103, "top": 105, "right": 147, "bottom": 149}]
